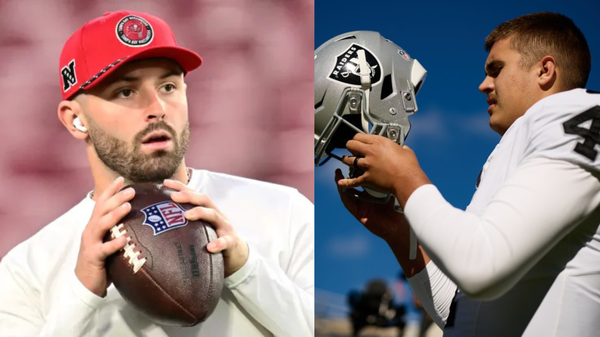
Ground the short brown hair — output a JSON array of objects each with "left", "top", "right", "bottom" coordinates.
[{"left": 485, "top": 12, "right": 591, "bottom": 90}]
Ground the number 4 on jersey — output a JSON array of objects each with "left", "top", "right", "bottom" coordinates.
[{"left": 563, "top": 106, "right": 600, "bottom": 161}]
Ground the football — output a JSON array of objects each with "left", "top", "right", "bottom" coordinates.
[{"left": 104, "top": 183, "right": 224, "bottom": 326}]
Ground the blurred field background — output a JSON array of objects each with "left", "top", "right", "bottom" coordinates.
[
  {"left": 0, "top": 0, "right": 313, "bottom": 259},
  {"left": 316, "top": 282, "right": 443, "bottom": 337}
]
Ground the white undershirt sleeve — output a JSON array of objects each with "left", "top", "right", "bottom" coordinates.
[
  {"left": 42, "top": 271, "right": 105, "bottom": 336},
  {"left": 407, "top": 260, "right": 457, "bottom": 329},
  {"left": 0, "top": 256, "right": 44, "bottom": 336},
  {"left": 0, "top": 256, "right": 104, "bottom": 337},
  {"left": 404, "top": 157, "right": 600, "bottom": 300},
  {"left": 224, "top": 192, "right": 314, "bottom": 337}
]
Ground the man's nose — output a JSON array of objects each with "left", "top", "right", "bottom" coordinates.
[
  {"left": 145, "top": 92, "right": 167, "bottom": 122},
  {"left": 479, "top": 76, "right": 494, "bottom": 94}
]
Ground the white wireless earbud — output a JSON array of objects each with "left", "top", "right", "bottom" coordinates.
[{"left": 73, "top": 117, "right": 88, "bottom": 132}]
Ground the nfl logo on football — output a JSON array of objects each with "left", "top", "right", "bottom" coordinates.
[{"left": 141, "top": 201, "right": 188, "bottom": 235}]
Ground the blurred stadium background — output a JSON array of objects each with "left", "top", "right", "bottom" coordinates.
[
  {"left": 316, "top": 274, "right": 442, "bottom": 337},
  {"left": 0, "top": 0, "right": 313, "bottom": 260}
]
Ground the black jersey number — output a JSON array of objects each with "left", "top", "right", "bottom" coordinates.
[{"left": 562, "top": 106, "right": 600, "bottom": 161}]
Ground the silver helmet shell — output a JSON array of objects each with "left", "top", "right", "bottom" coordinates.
[{"left": 314, "top": 31, "right": 427, "bottom": 166}]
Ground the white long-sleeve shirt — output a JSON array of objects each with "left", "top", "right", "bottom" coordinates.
[
  {"left": 405, "top": 88, "right": 600, "bottom": 336},
  {"left": 0, "top": 169, "right": 314, "bottom": 337}
]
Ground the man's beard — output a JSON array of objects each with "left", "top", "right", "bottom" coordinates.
[{"left": 87, "top": 119, "right": 190, "bottom": 184}]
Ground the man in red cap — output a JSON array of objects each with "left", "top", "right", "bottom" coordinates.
[{"left": 0, "top": 11, "right": 314, "bottom": 337}]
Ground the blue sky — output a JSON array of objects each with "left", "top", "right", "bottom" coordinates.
[{"left": 315, "top": 0, "right": 600, "bottom": 316}]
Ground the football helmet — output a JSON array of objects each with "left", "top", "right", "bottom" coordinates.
[{"left": 314, "top": 31, "right": 427, "bottom": 202}]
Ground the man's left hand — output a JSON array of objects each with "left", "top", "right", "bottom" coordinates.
[
  {"left": 164, "top": 179, "right": 249, "bottom": 277},
  {"left": 339, "top": 133, "right": 431, "bottom": 207}
]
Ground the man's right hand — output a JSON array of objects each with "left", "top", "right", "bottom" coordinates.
[
  {"left": 335, "top": 169, "right": 430, "bottom": 277},
  {"left": 335, "top": 169, "right": 408, "bottom": 240},
  {"left": 75, "top": 177, "right": 134, "bottom": 297}
]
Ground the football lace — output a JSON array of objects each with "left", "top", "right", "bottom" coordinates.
[{"left": 110, "top": 224, "right": 147, "bottom": 273}]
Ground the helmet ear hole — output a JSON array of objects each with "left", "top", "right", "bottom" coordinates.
[{"left": 380, "top": 74, "right": 394, "bottom": 100}]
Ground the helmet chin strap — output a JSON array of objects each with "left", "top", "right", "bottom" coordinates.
[{"left": 356, "top": 49, "right": 417, "bottom": 261}]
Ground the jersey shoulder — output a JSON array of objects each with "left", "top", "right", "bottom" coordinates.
[
  {"left": 522, "top": 89, "right": 600, "bottom": 171},
  {"left": 189, "top": 168, "right": 313, "bottom": 223},
  {"left": 190, "top": 169, "right": 304, "bottom": 201}
]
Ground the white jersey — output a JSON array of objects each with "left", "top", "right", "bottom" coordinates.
[
  {"left": 405, "top": 88, "right": 600, "bottom": 336},
  {"left": 0, "top": 169, "right": 314, "bottom": 337}
]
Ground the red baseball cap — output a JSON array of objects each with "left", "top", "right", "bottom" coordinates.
[{"left": 59, "top": 11, "right": 202, "bottom": 100}]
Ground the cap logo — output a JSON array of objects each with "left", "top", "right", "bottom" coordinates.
[
  {"left": 116, "top": 15, "right": 154, "bottom": 47},
  {"left": 61, "top": 60, "right": 77, "bottom": 92},
  {"left": 329, "top": 44, "right": 381, "bottom": 86}
]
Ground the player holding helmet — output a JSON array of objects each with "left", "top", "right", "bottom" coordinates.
[{"left": 321, "top": 12, "right": 600, "bottom": 336}]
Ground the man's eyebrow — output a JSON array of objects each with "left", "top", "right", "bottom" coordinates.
[
  {"left": 485, "top": 60, "right": 505, "bottom": 74},
  {"left": 116, "top": 76, "right": 140, "bottom": 83},
  {"left": 108, "top": 70, "right": 183, "bottom": 85},
  {"left": 159, "top": 70, "right": 184, "bottom": 79}
]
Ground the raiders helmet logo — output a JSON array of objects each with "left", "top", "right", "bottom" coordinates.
[
  {"left": 329, "top": 44, "right": 381, "bottom": 86},
  {"left": 116, "top": 15, "right": 154, "bottom": 47}
]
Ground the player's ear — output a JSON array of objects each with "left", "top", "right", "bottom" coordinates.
[
  {"left": 537, "top": 55, "right": 557, "bottom": 89},
  {"left": 57, "top": 98, "right": 88, "bottom": 140}
]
